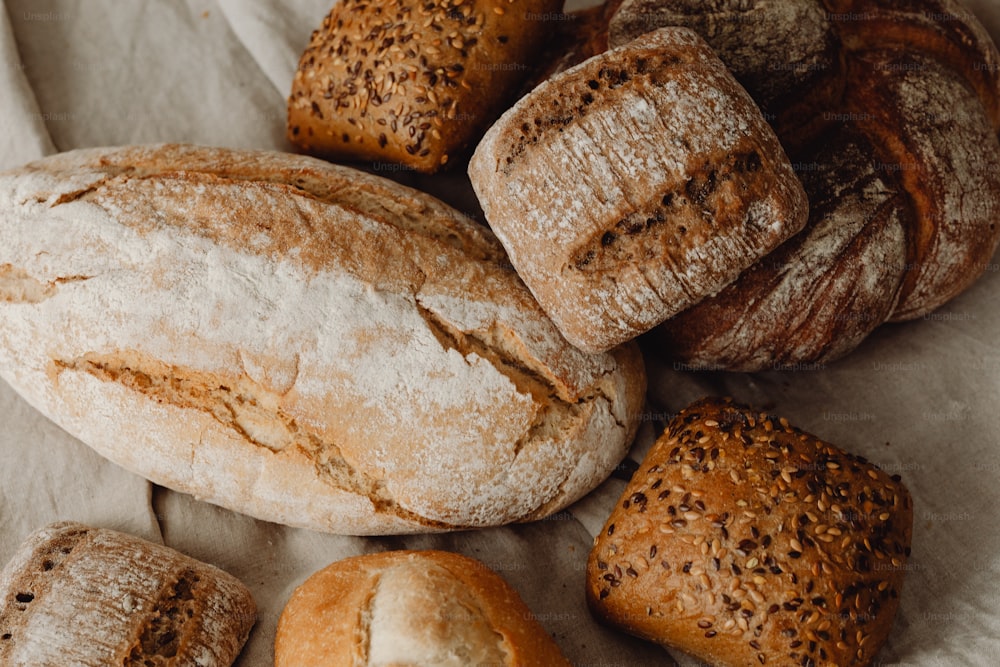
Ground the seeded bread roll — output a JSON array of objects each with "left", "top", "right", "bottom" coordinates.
[
  {"left": 275, "top": 550, "right": 571, "bottom": 667},
  {"left": 587, "top": 398, "right": 914, "bottom": 667},
  {"left": 0, "top": 521, "right": 255, "bottom": 667},
  {"left": 468, "top": 27, "right": 808, "bottom": 354},
  {"left": 287, "top": 0, "right": 561, "bottom": 173},
  {"left": 0, "top": 144, "right": 645, "bottom": 535}
]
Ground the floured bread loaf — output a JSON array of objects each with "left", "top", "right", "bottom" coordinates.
[
  {"left": 608, "top": 0, "right": 1000, "bottom": 369},
  {"left": 0, "top": 144, "right": 645, "bottom": 535},
  {"left": 587, "top": 398, "right": 914, "bottom": 667},
  {"left": 468, "top": 28, "right": 808, "bottom": 353},
  {"left": 0, "top": 521, "right": 255, "bottom": 667},
  {"left": 275, "top": 550, "right": 571, "bottom": 666}
]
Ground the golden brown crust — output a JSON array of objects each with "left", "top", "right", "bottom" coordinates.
[
  {"left": 0, "top": 522, "right": 256, "bottom": 667},
  {"left": 587, "top": 398, "right": 914, "bottom": 667},
  {"left": 287, "top": 0, "right": 561, "bottom": 173},
  {"left": 275, "top": 550, "right": 571, "bottom": 667},
  {"left": 469, "top": 28, "right": 808, "bottom": 353}
]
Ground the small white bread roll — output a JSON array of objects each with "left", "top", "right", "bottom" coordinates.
[{"left": 275, "top": 550, "right": 571, "bottom": 666}]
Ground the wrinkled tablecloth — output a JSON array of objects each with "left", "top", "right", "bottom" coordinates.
[{"left": 2, "top": 1, "right": 999, "bottom": 665}]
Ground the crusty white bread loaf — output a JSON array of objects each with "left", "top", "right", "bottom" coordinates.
[
  {"left": 275, "top": 550, "right": 571, "bottom": 667},
  {"left": 608, "top": 0, "right": 1000, "bottom": 369},
  {"left": 0, "top": 521, "right": 255, "bottom": 667},
  {"left": 0, "top": 144, "right": 646, "bottom": 535},
  {"left": 468, "top": 27, "right": 809, "bottom": 353},
  {"left": 587, "top": 398, "right": 914, "bottom": 667}
]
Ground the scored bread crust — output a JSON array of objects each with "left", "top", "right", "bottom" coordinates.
[
  {"left": 610, "top": 0, "right": 1000, "bottom": 369},
  {"left": 275, "top": 550, "right": 572, "bottom": 666},
  {"left": 0, "top": 144, "right": 646, "bottom": 535},
  {"left": 469, "top": 27, "right": 808, "bottom": 353},
  {"left": 0, "top": 522, "right": 255, "bottom": 667},
  {"left": 587, "top": 398, "right": 914, "bottom": 667}
]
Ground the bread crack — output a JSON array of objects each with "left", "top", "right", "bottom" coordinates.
[
  {"left": 122, "top": 569, "right": 200, "bottom": 666},
  {"left": 50, "top": 351, "right": 458, "bottom": 530},
  {"left": 413, "top": 296, "right": 581, "bottom": 460},
  {"left": 0, "top": 265, "right": 94, "bottom": 304}
]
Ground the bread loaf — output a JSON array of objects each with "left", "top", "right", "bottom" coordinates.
[
  {"left": 587, "top": 398, "right": 914, "bottom": 667},
  {"left": 0, "top": 144, "right": 646, "bottom": 535},
  {"left": 0, "top": 521, "right": 255, "bottom": 667},
  {"left": 469, "top": 27, "right": 809, "bottom": 353},
  {"left": 287, "top": 0, "right": 561, "bottom": 173},
  {"left": 606, "top": 0, "right": 1000, "bottom": 369},
  {"left": 275, "top": 550, "right": 571, "bottom": 666}
]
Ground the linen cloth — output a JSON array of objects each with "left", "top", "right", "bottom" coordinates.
[{"left": 1, "top": 1, "right": 999, "bottom": 664}]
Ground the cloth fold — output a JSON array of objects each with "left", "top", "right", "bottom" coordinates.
[
  {"left": 0, "top": 2, "right": 54, "bottom": 168},
  {"left": 1, "top": 1, "right": 999, "bottom": 666}
]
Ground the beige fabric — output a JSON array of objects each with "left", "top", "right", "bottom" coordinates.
[{"left": 1, "top": 1, "right": 998, "bottom": 665}]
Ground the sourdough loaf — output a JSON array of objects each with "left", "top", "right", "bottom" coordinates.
[
  {"left": 468, "top": 27, "right": 809, "bottom": 353},
  {"left": 587, "top": 398, "right": 914, "bottom": 667},
  {"left": 288, "top": 0, "right": 561, "bottom": 173},
  {"left": 275, "top": 550, "right": 572, "bottom": 666},
  {"left": 0, "top": 521, "right": 255, "bottom": 667},
  {"left": 0, "top": 144, "right": 645, "bottom": 535},
  {"left": 606, "top": 0, "right": 1000, "bottom": 369}
]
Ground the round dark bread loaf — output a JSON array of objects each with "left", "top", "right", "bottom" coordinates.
[
  {"left": 608, "top": 0, "right": 1000, "bottom": 369},
  {"left": 586, "top": 397, "right": 914, "bottom": 667}
]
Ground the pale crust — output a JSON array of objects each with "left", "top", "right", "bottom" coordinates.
[
  {"left": 0, "top": 144, "right": 646, "bottom": 535},
  {"left": 469, "top": 27, "right": 808, "bottom": 353},
  {"left": 605, "top": 0, "right": 1000, "bottom": 368},
  {"left": 587, "top": 398, "right": 914, "bottom": 667},
  {"left": 275, "top": 550, "right": 572, "bottom": 667},
  {"left": 0, "top": 522, "right": 255, "bottom": 667}
]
